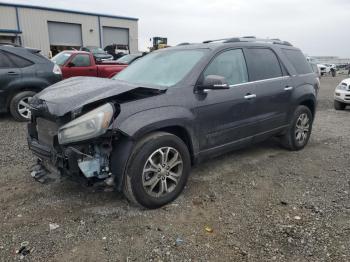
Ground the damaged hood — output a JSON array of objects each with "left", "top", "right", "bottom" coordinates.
[{"left": 34, "top": 77, "right": 166, "bottom": 116}]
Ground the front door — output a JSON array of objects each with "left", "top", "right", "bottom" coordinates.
[{"left": 194, "top": 49, "right": 259, "bottom": 151}]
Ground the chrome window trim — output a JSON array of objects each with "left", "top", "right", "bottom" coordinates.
[{"left": 228, "top": 75, "right": 290, "bottom": 88}]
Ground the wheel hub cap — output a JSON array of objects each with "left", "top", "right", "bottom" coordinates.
[{"left": 142, "top": 147, "right": 183, "bottom": 197}]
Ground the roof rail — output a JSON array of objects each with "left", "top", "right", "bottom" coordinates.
[
  {"left": 202, "top": 36, "right": 293, "bottom": 46},
  {"left": 177, "top": 42, "right": 191, "bottom": 46}
]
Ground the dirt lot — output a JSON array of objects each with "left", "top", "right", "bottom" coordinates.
[{"left": 0, "top": 76, "right": 349, "bottom": 262}]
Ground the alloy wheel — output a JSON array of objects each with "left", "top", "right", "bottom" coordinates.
[
  {"left": 295, "top": 113, "right": 310, "bottom": 144},
  {"left": 142, "top": 147, "right": 183, "bottom": 197},
  {"left": 17, "top": 96, "right": 32, "bottom": 120}
]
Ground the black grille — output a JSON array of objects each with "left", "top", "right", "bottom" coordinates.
[{"left": 36, "top": 118, "right": 58, "bottom": 146}]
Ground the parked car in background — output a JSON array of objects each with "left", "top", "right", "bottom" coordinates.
[
  {"left": 80, "top": 46, "right": 113, "bottom": 61},
  {"left": 51, "top": 51, "right": 127, "bottom": 79},
  {"left": 318, "top": 64, "right": 336, "bottom": 77},
  {"left": 0, "top": 44, "right": 62, "bottom": 121},
  {"left": 334, "top": 78, "right": 350, "bottom": 110},
  {"left": 28, "top": 37, "right": 319, "bottom": 208},
  {"left": 115, "top": 53, "right": 144, "bottom": 65}
]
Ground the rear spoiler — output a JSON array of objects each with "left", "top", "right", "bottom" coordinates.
[{"left": 26, "top": 47, "right": 41, "bottom": 53}]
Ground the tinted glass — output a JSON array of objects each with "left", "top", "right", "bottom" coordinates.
[
  {"left": 116, "top": 54, "right": 140, "bottom": 64},
  {"left": 204, "top": 49, "right": 248, "bottom": 85},
  {"left": 114, "top": 49, "right": 207, "bottom": 87},
  {"left": 51, "top": 52, "right": 72, "bottom": 66},
  {"left": 71, "top": 54, "right": 91, "bottom": 67},
  {"left": 6, "top": 52, "right": 32, "bottom": 68},
  {"left": 282, "top": 49, "right": 313, "bottom": 75},
  {"left": 245, "top": 48, "right": 283, "bottom": 81},
  {"left": 0, "top": 51, "right": 13, "bottom": 68}
]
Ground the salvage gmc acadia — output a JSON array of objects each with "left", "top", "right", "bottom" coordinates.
[{"left": 28, "top": 37, "right": 319, "bottom": 209}]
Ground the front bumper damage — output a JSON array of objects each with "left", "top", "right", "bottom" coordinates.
[{"left": 27, "top": 121, "right": 116, "bottom": 187}]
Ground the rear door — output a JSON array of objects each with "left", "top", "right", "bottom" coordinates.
[
  {"left": 0, "top": 50, "right": 22, "bottom": 105},
  {"left": 243, "top": 47, "right": 293, "bottom": 134},
  {"left": 64, "top": 54, "right": 97, "bottom": 78}
]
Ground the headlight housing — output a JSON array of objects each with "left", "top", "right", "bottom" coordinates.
[
  {"left": 58, "top": 103, "right": 114, "bottom": 145},
  {"left": 336, "top": 83, "right": 347, "bottom": 90}
]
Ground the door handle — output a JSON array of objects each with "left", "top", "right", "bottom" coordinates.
[
  {"left": 244, "top": 94, "right": 257, "bottom": 100},
  {"left": 7, "top": 71, "right": 19, "bottom": 75},
  {"left": 284, "top": 86, "right": 294, "bottom": 91}
]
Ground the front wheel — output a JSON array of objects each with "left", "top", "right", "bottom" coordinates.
[
  {"left": 123, "top": 132, "right": 191, "bottom": 209},
  {"left": 280, "top": 105, "right": 313, "bottom": 151}
]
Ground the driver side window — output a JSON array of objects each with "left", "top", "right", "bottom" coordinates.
[
  {"left": 70, "top": 54, "right": 91, "bottom": 67},
  {"left": 204, "top": 49, "right": 248, "bottom": 85}
]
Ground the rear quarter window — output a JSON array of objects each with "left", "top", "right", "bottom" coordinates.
[
  {"left": 282, "top": 49, "right": 313, "bottom": 75},
  {"left": 5, "top": 51, "right": 33, "bottom": 68}
]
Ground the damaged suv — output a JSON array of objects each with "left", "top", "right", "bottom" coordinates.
[{"left": 28, "top": 37, "right": 319, "bottom": 208}]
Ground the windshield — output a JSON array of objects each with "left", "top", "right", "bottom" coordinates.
[
  {"left": 113, "top": 49, "right": 208, "bottom": 87},
  {"left": 51, "top": 52, "right": 72, "bottom": 66},
  {"left": 116, "top": 54, "right": 140, "bottom": 64}
]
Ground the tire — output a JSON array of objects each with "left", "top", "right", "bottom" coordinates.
[
  {"left": 9, "top": 91, "right": 36, "bottom": 121},
  {"left": 280, "top": 105, "right": 313, "bottom": 151},
  {"left": 123, "top": 132, "right": 191, "bottom": 209},
  {"left": 334, "top": 100, "right": 346, "bottom": 110}
]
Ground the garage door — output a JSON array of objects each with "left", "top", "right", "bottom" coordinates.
[
  {"left": 48, "top": 21, "right": 82, "bottom": 46},
  {"left": 103, "top": 26, "right": 129, "bottom": 47}
]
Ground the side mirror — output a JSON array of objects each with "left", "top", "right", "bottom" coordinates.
[
  {"left": 67, "top": 62, "right": 75, "bottom": 67},
  {"left": 197, "top": 75, "right": 230, "bottom": 91}
]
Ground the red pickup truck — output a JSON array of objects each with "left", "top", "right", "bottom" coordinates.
[{"left": 51, "top": 51, "right": 127, "bottom": 79}]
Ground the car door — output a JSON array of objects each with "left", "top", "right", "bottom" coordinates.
[
  {"left": 243, "top": 47, "right": 292, "bottom": 134},
  {"left": 0, "top": 51, "right": 22, "bottom": 106},
  {"left": 194, "top": 49, "right": 259, "bottom": 151},
  {"left": 65, "top": 53, "right": 97, "bottom": 78}
]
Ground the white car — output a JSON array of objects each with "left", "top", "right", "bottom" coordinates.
[{"left": 334, "top": 78, "right": 350, "bottom": 110}]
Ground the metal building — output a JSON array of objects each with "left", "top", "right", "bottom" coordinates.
[{"left": 0, "top": 2, "right": 138, "bottom": 57}]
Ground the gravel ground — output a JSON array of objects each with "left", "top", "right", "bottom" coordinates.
[{"left": 0, "top": 76, "right": 349, "bottom": 262}]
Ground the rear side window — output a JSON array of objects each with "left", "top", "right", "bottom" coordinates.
[
  {"left": 204, "top": 49, "right": 248, "bottom": 85},
  {"left": 282, "top": 49, "right": 313, "bottom": 75},
  {"left": 0, "top": 51, "right": 13, "bottom": 68},
  {"left": 0, "top": 51, "right": 32, "bottom": 68},
  {"left": 71, "top": 54, "right": 91, "bottom": 67},
  {"left": 6, "top": 52, "right": 33, "bottom": 68},
  {"left": 244, "top": 48, "right": 283, "bottom": 81}
]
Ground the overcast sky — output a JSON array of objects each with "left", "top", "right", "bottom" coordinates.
[{"left": 5, "top": 0, "right": 350, "bottom": 57}]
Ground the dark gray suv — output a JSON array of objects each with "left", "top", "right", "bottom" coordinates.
[
  {"left": 28, "top": 37, "right": 319, "bottom": 208},
  {"left": 0, "top": 44, "right": 62, "bottom": 121}
]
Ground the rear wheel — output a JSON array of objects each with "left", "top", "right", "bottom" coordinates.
[
  {"left": 9, "top": 91, "right": 36, "bottom": 121},
  {"left": 280, "top": 105, "right": 313, "bottom": 151},
  {"left": 334, "top": 100, "right": 346, "bottom": 110},
  {"left": 123, "top": 132, "right": 191, "bottom": 209}
]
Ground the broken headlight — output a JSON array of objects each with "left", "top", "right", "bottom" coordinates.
[{"left": 58, "top": 103, "right": 114, "bottom": 145}]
